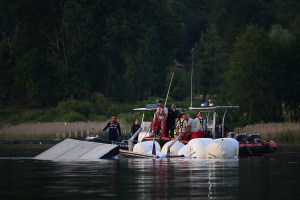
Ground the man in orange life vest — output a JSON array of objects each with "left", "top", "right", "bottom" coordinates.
[
  {"left": 175, "top": 114, "right": 188, "bottom": 141},
  {"left": 152, "top": 100, "right": 168, "bottom": 137}
]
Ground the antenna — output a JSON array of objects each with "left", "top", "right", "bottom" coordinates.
[
  {"left": 165, "top": 71, "right": 174, "bottom": 107},
  {"left": 190, "top": 48, "right": 194, "bottom": 108}
]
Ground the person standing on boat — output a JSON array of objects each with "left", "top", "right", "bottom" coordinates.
[
  {"left": 102, "top": 116, "right": 121, "bottom": 142},
  {"left": 166, "top": 103, "right": 178, "bottom": 138},
  {"left": 152, "top": 100, "right": 168, "bottom": 137},
  {"left": 194, "top": 113, "right": 206, "bottom": 138},
  {"left": 186, "top": 114, "right": 198, "bottom": 139},
  {"left": 131, "top": 118, "right": 141, "bottom": 141},
  {"left": 176, "top": 114, "right": 188, "bottom": 141}
]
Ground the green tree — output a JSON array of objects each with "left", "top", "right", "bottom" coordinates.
[
  {"left": 101, "top": 0, "right": 183, "bottom": 101},
  {"left": 226, "top": 25, "right": 279, "bottom": 123},
  {"left": 193, "top": 24, "right": 226, "bottom": 102},
  {"left": 211, "top": 0, "right": 277, "bottom": 48},
  {"left": 11, "top": 0, "right": 63, "bottom": 106},
  {"left": 269, "top": 25, "right": 300, "bottom": 121}
]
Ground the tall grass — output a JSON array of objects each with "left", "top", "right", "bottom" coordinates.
[
  {"left": 0, "top": 120, "right": 132, "bottom": 141},
  {"left": 235, "top": 122, "right": 300, "bottom": 144}
]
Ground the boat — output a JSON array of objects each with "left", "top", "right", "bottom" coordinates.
[
  {"left": 234, "top": 133, "right": 277, "bottom": 157},
  {"left": 105, "top": 103, "right": 241, "bottom": 159},
  {"left": 86, "top": 102, "right": 277, "bottom": 158}
]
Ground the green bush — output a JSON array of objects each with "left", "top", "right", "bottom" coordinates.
[
  {"left": 89, "top": 113, "right": 107, "bottom": 121},
  {"left": 53, "top": 99, "right": 107, "bottom": 120},
  {"left": 20, "top": 110, "right": 45, "bottom": 122},
  {"left": 118, "top": 112, "right": 147, "bottom": 123},
  {"left": 58, "top": 111, "right": 87, "bottom": 122}
]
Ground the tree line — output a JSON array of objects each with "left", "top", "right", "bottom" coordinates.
[{"left": 0, "top": 0, "right": 300, "bottom": 124}]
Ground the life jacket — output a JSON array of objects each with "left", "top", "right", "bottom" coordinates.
[
  {"left": 195, "top": 116, "right": 206, "bottom": 131},
  {"left": 178, "top": 117, "right": 187, "bottom": 132},
  {"left": 197, "top": 115, "right": 204, "bottom": 123},
  {"left": 109, "top": 121, "right": 120, "bottom": 129}
]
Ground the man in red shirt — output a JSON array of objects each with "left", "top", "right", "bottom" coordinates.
[
  {"left": 103, "top": 116, "right": 121, "bottom": 142},
  {"left": 152, "top": 100, "right": 168, "bottom": 137}
]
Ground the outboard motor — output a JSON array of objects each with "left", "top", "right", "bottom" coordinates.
[
  {"left": 235, "top": 134, "right": 247, "bottom": 142},
  {"left": 248, "top": 134, "right": 260, "bottom": 142}
]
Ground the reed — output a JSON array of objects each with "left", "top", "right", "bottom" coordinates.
[
  {"left": 0, "top": 120, "right": 132, "bottom": 141},
  {"left": 235, "top": 122, "right": 300, "bottom": 144}
]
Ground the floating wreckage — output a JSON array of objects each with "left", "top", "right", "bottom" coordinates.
[{"left": 34, "top": 139, "right": 119, "bottom": 161}]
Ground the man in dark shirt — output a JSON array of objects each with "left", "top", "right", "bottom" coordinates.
[
  {"left": 166, "top": 104, "right": 179, "bottom": 138},
  {"left": 103, "top": 116, "right": 121, "bottom": 142}
]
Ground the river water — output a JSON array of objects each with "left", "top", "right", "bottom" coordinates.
[{"left": 0, "top": 144, "right": 299, "bottom": 200}]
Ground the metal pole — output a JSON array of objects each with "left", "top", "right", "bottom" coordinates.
[
  {"left": 212, "top": 112, "right": 216, "bottom": 139},
  {"left": 165, "top": 72, "right": 174, "bottom": 107},
  {"left": 190, "top": 48, "right": 194, "bottom": 108},
  {"left": 222, "top": 109, "right": 228, "bottom": 137},
  {"left": 128, "top": 127, "right": 142, "bottom": 152},
  {"left": 167, "top": 133, "right": 182, "bottom": 157}
]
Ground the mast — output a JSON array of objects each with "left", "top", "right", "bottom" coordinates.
[
  {"left": 165, "top": 71, "right": 174, "bottom": 107},
  {"left": 190, "top": 48, "right": 194, "bottom": 108}
]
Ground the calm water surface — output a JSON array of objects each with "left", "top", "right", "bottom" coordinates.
[{"left": 0, "top": 144, "right": 299, "bottom": 200}]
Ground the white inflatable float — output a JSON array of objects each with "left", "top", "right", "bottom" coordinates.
[
  {"left": 176, "top": 138, "right": 239, "bottom": 159},
  {"left": 206, "top": 138, "right": 239, "bottom": 159},
  {"left": 177, "top": 145, "right": 188, "bottom": 157},
  {"left": 133, "top": 140, "right": 161, "bottom": 154},
  {"left": 161, "top": 140, "right": 185, "bottom": 156},
  {"left": 132, "top": 138, "right": 239, "bottom": 159},
  {"left": 186, "top": 138, "right": 214, "bottom": 159}
]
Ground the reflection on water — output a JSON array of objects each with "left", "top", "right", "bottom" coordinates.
[
  {"left": 0, "top": 145, "right": 299, "bottom": 200},
  {"left": 124, "top": 158, "right": 239, "bottom": 199}
]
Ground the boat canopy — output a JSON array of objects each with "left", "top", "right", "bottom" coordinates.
[
  {"left": 189, "top": 106, "right": 239, "bottom": 112},
  {"left": 133, "top": 104, "right": 158, "bottom": 111}
]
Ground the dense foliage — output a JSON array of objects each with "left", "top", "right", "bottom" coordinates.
[{"left": 1, "top": 0, "right": 300, "bottom": 124}]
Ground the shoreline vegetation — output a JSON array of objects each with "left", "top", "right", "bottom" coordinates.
[
  {"left": 1, "top": 100, "right": 300, "bottom": 144},
  {"left": 235, "top": 122, "right": 300, "bottom": 144},
  {"left": 0, "top": 121, "right": 300, "bottom": 144},
  {"left": 0, "top": 121, "right": 131, "bottom": 142}
]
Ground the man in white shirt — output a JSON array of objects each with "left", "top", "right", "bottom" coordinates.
[{"left": 186, "top": 114, "right": 198, "bottom": 139}]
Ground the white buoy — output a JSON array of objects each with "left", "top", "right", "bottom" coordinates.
[
  {"left": 161, "top": 140, "right": 185, "bottom": 156},
  {"left": 133, "top": 141, "right": 161, "bottom": 155},
  {"left": 206, "top": 138, "right": 239, "bottom": 159},
  {"left": 186, "top": 138, "right": 214, "bottom": 159}
]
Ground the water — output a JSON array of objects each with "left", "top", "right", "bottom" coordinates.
[{"left": 0, "top": 144, "right": 299, "bottom": 200}]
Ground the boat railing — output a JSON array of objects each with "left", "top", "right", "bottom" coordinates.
[
  {"left": 128, "top": 127, "right": 143, "bottom": 152},
  {"left": 167, "top": 133, "right": 183, "bottom": 157}
]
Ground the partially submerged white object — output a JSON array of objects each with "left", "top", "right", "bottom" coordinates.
[{"left": 34, "top": 138, "right": 119, "bottom": 161}]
